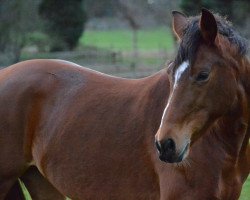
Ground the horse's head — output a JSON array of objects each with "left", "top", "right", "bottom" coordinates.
[{"left": 155, "top": 9, "right": 248, "bottom": 163}]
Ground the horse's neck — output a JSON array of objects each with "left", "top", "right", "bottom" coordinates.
[
  {"left": 210, "top": 115, "right": 247, "bottom": 159},
  {"left": 241, "top": 56, "right": 250, "bottom": 96},
  {"left": 237, "top": 55, "right": 250, "bottom": 182},
  {"left": 240, "top": 55, "right": 250, "bottom": 148},
  {"left": 210, "top": 55, "right": 250, "bottom": 160},
  {"left": 137, "top": 69, "right": 169, "bottom": 134},
  {"left": 131, "top": 69, "right": 169, "bottom": 163}
]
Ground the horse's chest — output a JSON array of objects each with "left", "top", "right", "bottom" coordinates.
[
  {"left": 216, "top": 171, "right": 242, "bottom": 200},
  {"left": 159, "top": 168, "right": 225, "bottom": 200}
]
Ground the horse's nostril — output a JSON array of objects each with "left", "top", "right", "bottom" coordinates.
[
  {"left": 155, "top": 138, "right": 176, "bottom": 156},
  {"left": 156, "top": 138, "right": 176, "bottom": 163},
  {"left": 162, "top": 138, "right": 176, "bottom": 152},
  {"left": 155, "top": 140, "right": 162, "bottom": 153}
]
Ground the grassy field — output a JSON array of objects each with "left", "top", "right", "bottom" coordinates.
[
  {"left": 19, "top": 180, "right": 31, "bottom": 199},
  {"left": 80, "top": 28, "right": 174, "bottom": 51},
  {"left": 240, "top": 175, "right": 250, "bottom": 200},
  {"left": 21, "top": 28, "right": 176, "bottom": 76}
]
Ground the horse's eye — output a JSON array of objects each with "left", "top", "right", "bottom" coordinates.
[{"left": 196, "top": 71, "right": 210, "bottom": 82}]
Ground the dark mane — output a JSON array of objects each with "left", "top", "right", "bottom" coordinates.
[{"left": 175, "top": 14, "right": 249, "bottom": 66}]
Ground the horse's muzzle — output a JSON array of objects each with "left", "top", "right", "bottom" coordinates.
[{"left": 155, "top": 139, "right": 189, "bottom": 163}]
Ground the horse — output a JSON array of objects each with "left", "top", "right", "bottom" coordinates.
[{"left": 1, "top": 9, "right": 249, "bottom": 200}]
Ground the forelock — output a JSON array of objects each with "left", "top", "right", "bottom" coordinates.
[{"left": 174, "top": 14, "right": 249, "bottom": 67}]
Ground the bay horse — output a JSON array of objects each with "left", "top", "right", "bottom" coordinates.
[{"left": 1, "top": 9, "right": 250, "bottom": 200}]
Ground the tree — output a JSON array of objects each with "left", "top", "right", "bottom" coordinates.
[
  {"left": 84, "top": 0, "right": 116, "bottom": 18},
  {"left": 115, "top": 0, "right": 178, "bottom": 69},
  {"left": 180, "top": 0, "right": 249, "bottom": 25},
  {"left": 116, "top": 0, "right": 140, "bottom": 70},
  {"left": 0, "top": 0, "right": 40, "bottom": 65},
  {"left": 180, "top": 0, "right": 250, "bottom": 39},
  {"left": 39, "top": 0, "right": 87, "bottom": 51},
  {"left": 180, "top": 0, "right": 201, "bottom": 16},
  {"left": 180, "top": 0, "right": 234, "bottom": 17}
]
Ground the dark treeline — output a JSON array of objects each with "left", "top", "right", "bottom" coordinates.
[
  {"left": 180, "top": 0, "right": 250, "bottom": 27},
  {"left": 39, "top": 0, "right": 87, "bottom": 51},
  {"left": 0, "top": 0, "right": 249, "bottom": 65}
]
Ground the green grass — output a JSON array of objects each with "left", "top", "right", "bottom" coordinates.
[
  {"left": 240, "top": 175, "right": 250, "bottom": 200},
  {"left": 80, "top": 28, "right": 174, "bottom": 51},
  {"left": 19, "top": 180, "right": 31, "bottom": 200}
]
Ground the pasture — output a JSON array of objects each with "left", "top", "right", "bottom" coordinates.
[
  {"left": 240, "top": 175, "right": 250, "bottom": 200},
  {"left": 80, "top": 28, "right": 174, "bottom": 51},
  {"left": 21, "top": 28, "right": 176, "bottom": 77}
]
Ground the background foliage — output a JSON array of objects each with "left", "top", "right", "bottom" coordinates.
[
  {"left": 0, "top": 0, "right": 249, "bottom": 66},
  {"left": 39, "top": 0, "right": 87, "bottom": 51}
]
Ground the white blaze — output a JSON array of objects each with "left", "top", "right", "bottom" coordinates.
[
  {"left": 159, "top": 61, "right": 189, "bottom": 129},
  {"left": 174, "top": 61, "right": 189, "bottom": 86}
]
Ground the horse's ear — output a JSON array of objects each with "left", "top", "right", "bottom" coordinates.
[
  {"left": 200, "top": 8, "right": 217, "bottom": 45},
  {"left": 172, "top": 11, "right": 188, "bottom": 40}
]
